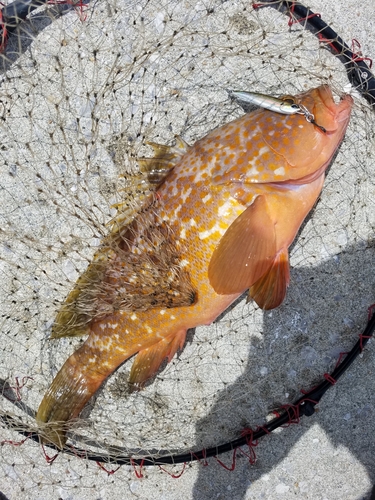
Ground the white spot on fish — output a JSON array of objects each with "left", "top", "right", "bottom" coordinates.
[
  {"left": 179, "top": 259, "right": 189, "bottom": 267},
  {"left": 131, "top": 313, "right": 138, "bottom": 321},
  {"left": 199, "top": 222, "right": 226, "bottom": 240},
  {"left": 109, "top": 323, "right": 118, "bottom": 329},
  {"left": 181, "top": 187, "right": 192, "bottom": 203},
  {"left": 218, "top": 200, "right": 233, "bottom": 217},
  {"left": 170, "top": 315, "right": 176, "bottom": 320},
  {"left": 299, "top": 124, "right": 304, "bottom": 129},
  {"left": 180, "top": 227, "right": 186, "bottom": 239},
  {"left": 189, "top": 218, "right": 197, "bottom": 227},
  {"left": 258, "top": 146, "right": 269, "bottom": 156},
  {"left": 274, "top": 167, "right": 285, "bottom": 176},
  {"left": 159, "top": 309, "right": 166, "bottom": 315},
  {"left": 268, "top": 130, "right": 275, "bottom": 136},
  {"left": 202, "top": 193, "right": 212, "bottom": 204},
  {"left": 145, "top": 325, "right": 153, "bottom": 334}
]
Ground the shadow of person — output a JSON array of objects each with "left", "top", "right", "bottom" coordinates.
[{"left": 193, "top": 239, "right": 375, "bottom": 499}]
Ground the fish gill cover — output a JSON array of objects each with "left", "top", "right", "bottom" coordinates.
[{"left": 0, "top": 0, "right": 374, "bottom": 497}]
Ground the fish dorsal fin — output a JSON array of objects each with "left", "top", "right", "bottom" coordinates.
[
  {"left": 109, "top": 136, "right": 190, "bottom": 232},
  {"left": 248, "top": 248, "right": 290, "bottom": 310},
  {"left": 138, "top": 135, "right": 190, "bottom": 185},
  {"left": 208, "top": 195, "right": 276, "bottom": 295}
]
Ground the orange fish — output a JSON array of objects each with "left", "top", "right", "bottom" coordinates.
[{"left": 36, "top": 85, "right": 353, "bottom": 447}]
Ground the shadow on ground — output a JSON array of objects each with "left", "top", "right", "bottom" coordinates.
[{"left": 193, "top": 239, "right": 375, "bottom": 499}]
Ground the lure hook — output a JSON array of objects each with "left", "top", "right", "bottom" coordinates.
[{"left": 297, "top": 104, "right": 327, "bottom": 133}]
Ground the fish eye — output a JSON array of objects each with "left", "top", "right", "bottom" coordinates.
[{"left": 280, "top": 95, "right": 296, "bottom": 104}]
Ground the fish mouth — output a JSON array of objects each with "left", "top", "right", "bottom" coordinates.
[{"left": 317, "top": 85, "right": 353, "bottom": 123}]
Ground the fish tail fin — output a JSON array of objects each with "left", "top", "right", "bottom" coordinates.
[
  {"left": 248, "top": 248, "right": 290, "bottom": 310},
  {"left": 36, "top": 344, "right": 108, "bottom": 448},
  {"left": 129, "top": 329, "right": 187, "bottom": 391}
]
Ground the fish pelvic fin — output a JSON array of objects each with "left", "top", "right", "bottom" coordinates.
[
  {"left": 208, "top": 195, "right": 276, "bottom": 295},
  {"left": 248, "top": 247, "right": 290, "bottom": 310},
  {"left": 128, "top": 329, "right": 187, "bottom": 391}
]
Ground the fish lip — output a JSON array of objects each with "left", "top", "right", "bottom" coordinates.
[
  {"left": 336, "top": 93, "right": 354, "bottom": 122},
  {"left": 317, "top": 85, "right": 353, "bottom": 122}
]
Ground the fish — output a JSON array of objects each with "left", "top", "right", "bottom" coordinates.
[{"left": 36, "top": 85, "right": 353, "bottom": 448}]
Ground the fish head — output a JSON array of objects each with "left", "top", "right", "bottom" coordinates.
[{"left": 282, "top": 85, "right": 353, "bottom": 170}]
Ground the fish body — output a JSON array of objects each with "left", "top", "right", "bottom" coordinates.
[{"left": 36, "top": 86, "right": 353, "bottom": 447}]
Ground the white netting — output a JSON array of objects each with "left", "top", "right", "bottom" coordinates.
[{"left": 0, "top": 0, "right": 374, "bottom": 497}]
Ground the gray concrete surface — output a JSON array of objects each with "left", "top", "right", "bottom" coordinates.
[{"left": 0, "top": 0, "right": 374, "bottom": 498}]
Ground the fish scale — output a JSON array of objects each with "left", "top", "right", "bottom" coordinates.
[{"left": 36, "top": 85, "right": 353, "bottom": 448}]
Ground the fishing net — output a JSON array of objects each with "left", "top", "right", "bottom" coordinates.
[{"left": 0, "top": 0, "right": 374, "bottom": 497}]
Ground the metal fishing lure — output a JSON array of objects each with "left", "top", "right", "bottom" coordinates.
[{"left": 231, "top": 90, "right": 326, "bottom": 132}]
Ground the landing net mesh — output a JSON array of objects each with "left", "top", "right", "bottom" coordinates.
[{"left": 0, "top": 0, "right": 374, "bottom": 492}]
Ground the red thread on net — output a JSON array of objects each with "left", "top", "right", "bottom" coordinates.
[
  {"left": 287, "top": 2, "right": 321, "bottom": 27},
  {"left": 300, "top": 386, "right": 315, "bottom": 395},
  {"left": 1, "top": 435, "right": 30, "bottom": 447},
  {"left": 301, "top": 397, "right": 318, "bottom": 406},
  {"left": 214, "top": 448, "right": 237, "bottom": 471},
  {"left": 5, "top": 376, "right": 33, "bottom": 402},
  {"left": 335, "top": 351, "right": 349, "bottom": 369},
  {"left": 240, "top": 428, "right": 258, "bottom": 465},
  {"left": 191, "top": 448, "right": 208, "bottom": 466},
  {"left": 69, "top": 445, "right": 87, "bottom": 460},
  {"left": 323, "top": 373, "right": 336, "bottom": 385},
  {"left": 42, "top": 444, "right": 58, "bottom": 464},
  {"left": 278, "top": 404, "right": 300, "bottom": 427},
  {"left": 131, "top": 458, "right": 144, "bottom": 478},
  {"left": 258, "top": 425, "right": 271, "bottom": 435},
  {"left": 0, "top": 4, "right": 7, "bottom": 53},
  {"left": 48, "top": 0, "right": 88, "bottom": 22},
  {"left": 368, "top": 303, "right": 375, "bottom": 320},
  {"left": 350, "top": 39, "right": 373, "bottom": 68},
  {"left": 158, "top": 462, "right": 186, "bottom": 478},
  {"left": 359, "top": 334, "right": 372, "bottom": 352},
  {"left": 317, "top": 33, "right": 341, "bottom": 55},
  {"left": 96, "top": 462, "right": 121, "bottom": 475}
]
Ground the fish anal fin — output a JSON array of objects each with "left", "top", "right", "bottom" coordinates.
[
  {"left": 129, "top": 329, "right": 187, "bottom": 391},
  {"left": 208, "top": 195, "right": 276, "bottom": 295},
  {"left": 248, "top": 247, "right": 290, "bottom": 310}
]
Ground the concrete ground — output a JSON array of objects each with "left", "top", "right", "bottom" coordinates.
[{"left": 0, "top": 0, "right": 374, "bottom": 498}]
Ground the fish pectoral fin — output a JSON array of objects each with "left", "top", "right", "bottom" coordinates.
[
  {"left": 208, "top": 195, "right": 276, "bottom": 294},
  {"left": 248, "top": 247, "right": 290, "bottom": 310},
  {"left": 129, "top": 329, "right": 187, "bottom": 391},
  {"left": 138, "top": 136, "right": 190, "bottom": 186}
]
